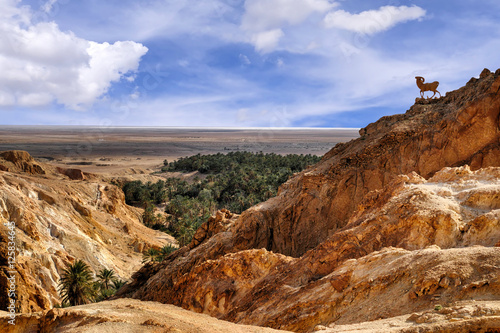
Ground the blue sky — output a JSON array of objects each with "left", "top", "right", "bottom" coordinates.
[{"left": 1, "top": 0, "right": 499, "bottom": 127}]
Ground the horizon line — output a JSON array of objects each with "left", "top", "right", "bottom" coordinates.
[{"left": 0, "top": 125, "right": 361, "bottom": 130}]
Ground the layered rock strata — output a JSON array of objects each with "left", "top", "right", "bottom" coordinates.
[
  {"left": 118, "top": 69, "right": 500, "bottom": 331},
  {"left": 0, "top": 151, "right": 175, "bottom": 312},
  {"left": 0, "top": 298, "right": 289, "bottom": 333}
]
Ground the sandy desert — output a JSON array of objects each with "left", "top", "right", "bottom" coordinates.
[{"left": 0, "top": 126, "right": 359, "bottom": 175}]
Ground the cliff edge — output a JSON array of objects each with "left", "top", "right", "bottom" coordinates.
[{"left": 117, "top": 69, "right": 500, "bottom": 332}]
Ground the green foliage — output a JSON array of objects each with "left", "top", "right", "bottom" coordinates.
[
  {"left": 142, "top": 248, "right": 160, "bottom": 263},
  {"left": 58, "top": 261, "right": 125, "bottom": 307},
  {"left": 112, "top": 279, "right": 127, "bottom": 290},
  {"left": 123, "top": 180, "right": 167, "bottom": 205},
  {"left": 97, "top": 268, "right": 116, "bottom": 290},
  {"left": 123, "top": 151, "right": 321, "bottom": 246},
  {"left": 141, "top": 201, "right": 158, "bottom": 227},
  {"left": 163, "top": 151, "right": 320, "bottom": 175},
  {"left": 95, "top": 286, "right": 116, "bottom": 302},
  {"left": 142, "top": 245, "right": 177, "bottom": 263},
  {"left": 58, "top": 260, "right": 96, "bottom": 306}
]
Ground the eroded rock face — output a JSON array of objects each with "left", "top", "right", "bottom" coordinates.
[
  {"left": 249, "top": 68, "right": 500, "bottom": 257},
  {"left": 120, "top": 166, "right": 500, "bottom": 332},
  {"left": 0, "top": 150, "right": 46, "bottom": 175},
  {"left": 117, "top": 69, "right": 500, "bottom": 332},
  {"left": 0, "top": 298, "right": 289, "bottom": 333},
  {"left": 325, "top": 300, "right": 500, "bottom": 333},
  {"left": 56, "top": 167, "right": 86, "bottom": 180},
  {"left": 0, "top": 151, "right": 176, "bottom": 312}
]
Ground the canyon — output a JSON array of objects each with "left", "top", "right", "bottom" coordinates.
[
  {"left": 117, "top": 68, "right": 500, "bottom": 332},
  {"left": 2, "top": 68, "right": 500, "bottom": 332}
]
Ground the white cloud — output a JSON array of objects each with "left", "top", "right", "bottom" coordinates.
[
  {"left": 242, "top": 0, "right": 335, "bottom": 52},
  {"left": 117, "top": 1, "right": 242, "bottom": 43},
  {"left": 41, "top": 0, "right": 58, "bottom": 13},
  {"left": 239, "top": 54, "right": 251, "bottom": 65},
  {"left": 71, "top": 41, "right": 147, "bottom": 108},
  {"left": 0, "top": 0, "right": 30, "bottom": 23},
  {"left": 0, "top": 0, "right": 148, "bottom": 110},
  {"left": 242, "top": 0, "right": 335, "bottom": 31},
  {"left": 252, "top": 29, "right": 285, "bottom": 53},
  {"left": 0, "top": 91, "right": 15, "bottom": 106},
  {"left": 324, "top": 5, "right": 426, "bottom": 35}
]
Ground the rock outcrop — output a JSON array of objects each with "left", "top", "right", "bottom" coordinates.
[
  {"left": 0, "top": 150, "right": 46, "bottom": 175},
  {"left": 0, "top": 298, "right": 289, "bottom": 333},
  {"left": 0, "top": 152, "right": 176, "bottom": 312},
  {"left": 119, "top": 166, "right": 500, "bottom": 331},
  {"left": 325, "top": 300, "right": 500, "bottom": 332},
  {"left": 56, "top": 167, "right": 87, "bottom": 181},
  {"left": 117, "top": 69, "right": 500, "bottom": 332}
]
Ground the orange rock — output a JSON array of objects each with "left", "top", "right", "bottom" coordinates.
[{"left": 118, "top": 69, "right": 500, "bottom": 332}]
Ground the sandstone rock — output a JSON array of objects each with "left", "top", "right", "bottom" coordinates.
[
  {"left": 0, "top": 150, "right": 45, "bottom": 175},
  {"left": 56, "top": 167, "right": 86, "bottom": 180},
  {"left": 0, "top": 157, "right": 176, "bottom": 312},
  {"left": 118, "top": 166, "right": 500, "bottom": 331},
  {"left": 117, "top": 69, "right": 500, "bottom": 332},
  {"left": 480, "top": 68, "right": 492, "bottom": 79},
  {"left": 189, "top": 209, "right": 236, "bottom": 249},
  {"left": 226, "top": 67, "right": 500, "bottom": 258},
  {"left": 0, "top": 298, "right": 289, "bottom": 333},
  {"left": 329, "top": 301, "right": 500, "bottom": 332}
]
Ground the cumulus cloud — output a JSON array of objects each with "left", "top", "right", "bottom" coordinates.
[
  {"left": 324, "top": 5, "right": 426, "bottom": 35},
  {"left": 251, "top": 29, "right": 285, "bottom": 53},
  {"left": 242, "top": 0, "right": 334, "bottom": 53},
  {"left": 0, "top": 0, "right": 148, "bottom": 109}
]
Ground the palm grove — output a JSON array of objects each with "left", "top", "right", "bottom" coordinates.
[
  {"left": 123, "top": 152, "right": 320, "bottom": 248},
  {"left": 58, "top": 151, "right": 320, "bottom": 306}
]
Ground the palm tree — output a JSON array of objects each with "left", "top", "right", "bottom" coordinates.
[
  {"left": 142, "top": 248, "right": 160, "bottom": 263},
  {"left": 112, "top": 279, "right": 127, "bottom": 290},
  {"left": 58, "top": 260, "right": 95, "bottom": 306},
  {"left": 157, "top": 244, "right": 176, "bottom": 262},
  {"left": 97, "top": 268, "right": 116, "bottom": 290},
  {"left": 178, "top": 223, "right": 195, "bottom": 247}
]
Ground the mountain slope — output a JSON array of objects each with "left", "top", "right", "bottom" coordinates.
[
  {"left": 117, "top": 68, "right": 500, "bottom": 332},
  {"left": 0, "top": 152, "right": 175, "bottom": 312},
  {"left": 0, "top": 298, "right": 289, "bottom": 333}
]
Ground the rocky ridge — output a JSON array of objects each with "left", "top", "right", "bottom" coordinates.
[
  {"left": 116, "top": 69, "right": 500, "bottom": 332},
  {"left": 0, "top": 152, "right": 175, "bottom": 312},
  {"left": 0, "top": 298, "right": 289, "bottom": 333}
]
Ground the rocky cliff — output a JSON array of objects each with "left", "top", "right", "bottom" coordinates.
[
  {"left": 0, "top": 151, "right": 175, "bottom": 312},
  {"left": 117, "top": 69, "right": 500, "bottom": 332}
]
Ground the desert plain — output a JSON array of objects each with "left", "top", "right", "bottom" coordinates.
[{"left": 0, "top": 126, "right": 359, "bottom": 175}]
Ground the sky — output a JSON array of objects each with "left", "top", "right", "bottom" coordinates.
[{"left": 0, "top": 0, "right": 499, "bottom": 128}]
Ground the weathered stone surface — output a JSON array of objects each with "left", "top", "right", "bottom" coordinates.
[
  {"left": 0, "top": 150, "right": 45, "bottom": 175},
  {"left": 56, "top": 167, "right": 86, "bottom": 180},
  {"left": 120, "top": 166, "right": 500, "bottom": 332},
  {"left": 189, "top": 209, "right": 236, "bottom": 249},
  {"left": 117, "top": 69, "right": 500, "bottom": 332},
  {"left": 0, "top": 152, "right": 176, "bottom": 313},
  {"left": 328, "top": 301, "right": 500, "bottom": 332},
  {"left": 0, "top": 298, "right": 289, "bottom": 333},
  {"left": 226, "top": 67, "right": 500, "bottom": 258}
]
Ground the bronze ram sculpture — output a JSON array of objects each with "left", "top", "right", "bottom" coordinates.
[{"left": 415, "top": 76, "right": 441, "bottom": 99}]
